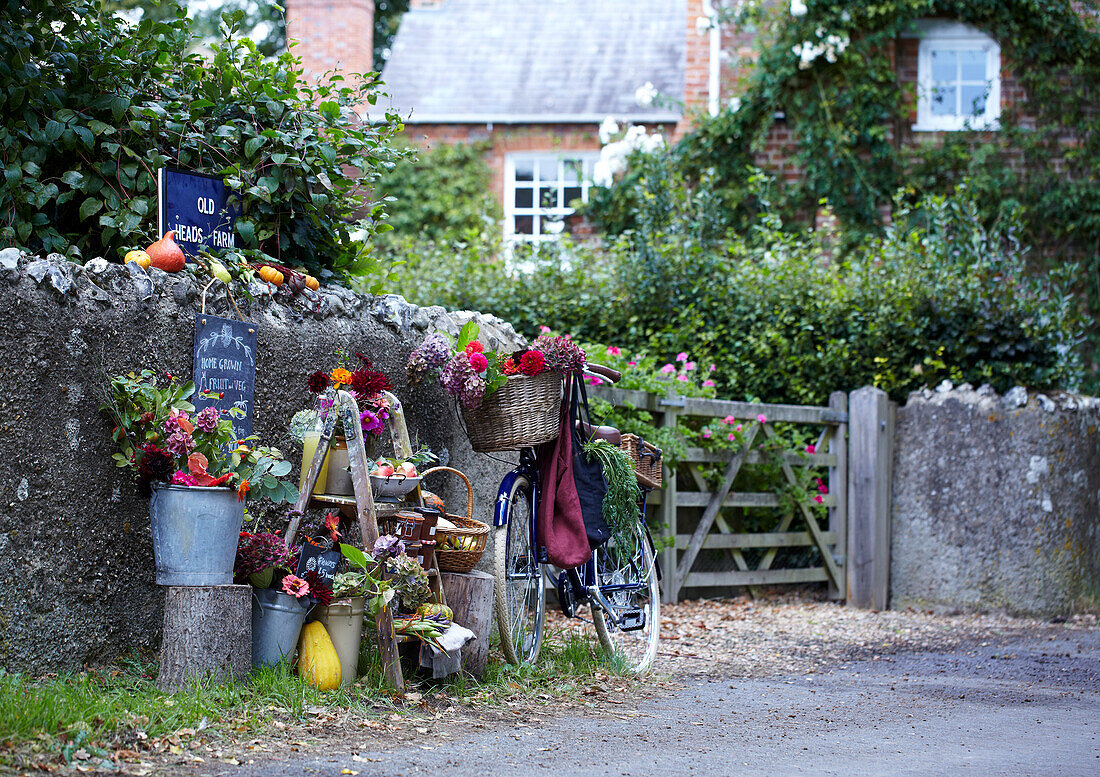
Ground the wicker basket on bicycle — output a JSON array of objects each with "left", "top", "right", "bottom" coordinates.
[
  {"left": 619, "top": 433, "right": 663, "bottom": 490},
  {"left": 461, "top": 371, "right": 564, "bottom": 453},
  {"left": 420, "top": 466, "right": 490, "bottom": 573}
]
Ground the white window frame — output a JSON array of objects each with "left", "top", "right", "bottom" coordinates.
[
  {"left": 503, "top": 153, "right": 599, "bottom": 245},
  {"left": 912, "top": 21, "right": 1001, "bottom": 132}
]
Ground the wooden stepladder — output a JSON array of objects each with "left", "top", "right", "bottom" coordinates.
[{"left": 285, "top": 389, "right": 404, "bottom": 692}]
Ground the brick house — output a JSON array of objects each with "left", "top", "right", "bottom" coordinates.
[{"left": 286, "top": 1, "right": 1021, "bottom": 240}]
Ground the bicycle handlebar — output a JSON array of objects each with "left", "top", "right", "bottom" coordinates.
[{"left": 584, "top": 363, "right": 622, "bottom": 384}]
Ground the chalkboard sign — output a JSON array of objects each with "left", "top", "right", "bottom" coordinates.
[
  {"left": 158, "top": 167, "right": 237, "bottom": 257},
  {"left": 192, "top": 314, "right": 257, "bottom": 439},
  {"left": 295, "top": 538, "right": 342, "bottom": 586}
]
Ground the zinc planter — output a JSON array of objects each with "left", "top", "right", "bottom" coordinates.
[
  {"left": 149, "top": 483, "right": 245, "bottom": 585},
  {"left": 314, "top": 597, "right": 366, "bottom": 686},
  {"left": 251, "top": 587, "right": 311, "bottom": 668}
]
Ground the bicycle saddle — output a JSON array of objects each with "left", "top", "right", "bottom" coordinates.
[{"left": 578, "top": 421, "right": 622, "bottom": 445}]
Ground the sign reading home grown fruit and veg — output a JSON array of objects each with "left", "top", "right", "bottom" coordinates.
[
  {"left": 158, "top": 168, "right": 237, "bottom": 257},
  {"left": 192, "top": 314, "right": 257, "bottom": 438}
]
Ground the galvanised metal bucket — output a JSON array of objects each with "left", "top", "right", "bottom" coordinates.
[
  {"left": 149, "top": 483, "right": 245, "bottom": 586},
  {"left": 252, "top": 587, "right": 311, "bottom": 668},
  {"left": 314, "top": 596, "right": 366, "bottom": 686}
]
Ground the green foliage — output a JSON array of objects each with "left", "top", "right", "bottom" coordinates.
[
  {"left": 0, "top": 0, "right": 402, "bottom": 278},
  {"left": 373, "top": 141, "right": 500, "bottom": 246},
  {"left": 584, "top": 0, "right": 1100, "bottom": 386},
  {"left": 383, "top": 188, "right": 1081, "bottom": 407}
]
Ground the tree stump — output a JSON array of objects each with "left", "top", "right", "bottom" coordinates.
[
  {"left": 157, "top": 585, "right": 251, "bottom": 691},
  {"left": 440, "top": 570, "right": 494, "bottom": 677}
]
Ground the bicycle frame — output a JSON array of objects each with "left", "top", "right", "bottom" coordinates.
[{"left": 494, "top": 446, "right": 659, "bottom": 627}]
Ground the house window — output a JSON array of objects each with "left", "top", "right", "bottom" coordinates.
[
  {"left": 504, "top": 154, "right": 598, "bottom": 243},
  {"left": 914, "top": 22, "right": 1001, "bottom": 132}
]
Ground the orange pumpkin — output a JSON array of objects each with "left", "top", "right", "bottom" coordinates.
[
  {"left": 305, "top": 274, "right": 319, "bottom": 291},
  {"left": 146, "top": 231, "right": 186, "bottom": 273}
]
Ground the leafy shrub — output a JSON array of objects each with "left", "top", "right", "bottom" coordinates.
[
  {"left": 0, "top": 0, "right": 401, "bottom": 277},
  {"left": 381, "top": 188, "right": 1081, "bottom": 406},
  {"left": 374, "top": 141, "right": 500, "bottom": 246}
]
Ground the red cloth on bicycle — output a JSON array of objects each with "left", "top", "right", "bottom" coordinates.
[{"left": 535, "top": 395, "right": 592, "bottom": 569}]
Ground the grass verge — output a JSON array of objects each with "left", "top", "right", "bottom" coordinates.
[{"left": 0, "top": 627, "right": 638, "bottom": 772}]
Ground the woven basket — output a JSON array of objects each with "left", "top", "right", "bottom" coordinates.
[
  {"left": 420, "top": 466, "right": 490, "bottom": 573},
  {"left": 461, "top": 371, "right": 563, "bottom": 452},
  {"left": 620, "top": 433, "right": 663, "bottom": 490}
]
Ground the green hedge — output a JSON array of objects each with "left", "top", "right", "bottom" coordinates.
[{"left": 378, "top": 189, "right": 1081, "bottom": 405}]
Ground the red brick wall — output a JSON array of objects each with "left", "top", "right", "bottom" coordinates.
[
  {"left": 285, "top": 0, "right": 375, "bottom": 84},
  {"left": 678, "top": 0, "right": 712, "bottom": 137},
  {"left": 401, "top": 122, "right": 675, "bottom": 202}
]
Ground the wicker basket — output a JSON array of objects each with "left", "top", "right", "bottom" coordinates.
[
  {"left": 461, "top": 371, "right": 563, "bottom": 452},
  {"left": 420, "top": 466, "right": 490, "bottom": 573},
  {"left": 620, "top": 433, "right": 663, "bottom": 490}
]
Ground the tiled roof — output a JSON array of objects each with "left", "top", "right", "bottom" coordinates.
[{"left": 379, "top": 0, "right": 684, "bottom": 123}]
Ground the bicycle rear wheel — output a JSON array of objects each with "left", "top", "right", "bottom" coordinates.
[
  {"left": 592, "top": 523, "right": 660, "bottom": 673},
  {"left": 493, "top": 474, "right": 545, "bottom": 665}
]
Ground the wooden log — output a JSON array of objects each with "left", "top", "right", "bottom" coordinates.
[
  {"left": 440, "top": 570, "right": 495, "bottom": 677},
  {"left": 846, "top": 386, "right": 891, "bottom": 610},
  {"left": 157, "top": 585, "right": 251, "bottom": 692}
]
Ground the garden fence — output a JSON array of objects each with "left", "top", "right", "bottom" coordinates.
[{"left": 590, "top": 385, "right": 894, "bottom": 606}]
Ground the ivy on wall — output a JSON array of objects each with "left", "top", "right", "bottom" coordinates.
[{"left": 587, "top": 0, "right": 1100, "bottom": 385}]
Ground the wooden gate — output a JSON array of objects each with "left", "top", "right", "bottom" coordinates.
[{"left": 591, "top": 386, "right": 891, "bottom": 606}]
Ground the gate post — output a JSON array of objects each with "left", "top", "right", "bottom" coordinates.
[
  {"left": 827, "top": 391, "right": 848, "bottom": 601},
  {"left": 846, "top": 386, "right": 891, "bottom": 609}
]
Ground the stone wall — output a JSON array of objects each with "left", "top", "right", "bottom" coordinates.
[
  {"left": 891, "top": 384, "right": 1100, "bottom": 616},
  {"left": 0, "top": 250, "right": 520, "bottom": 674}
]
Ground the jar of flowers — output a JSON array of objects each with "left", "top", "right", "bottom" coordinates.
[
  {"left": 291, "top": 352, "right": 393, "bottom": 495},
  {"left": 100, "top": 369, "right": 299, "bottom": 585}
]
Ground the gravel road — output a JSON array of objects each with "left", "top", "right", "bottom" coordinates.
[{"left": 226, "top": 624, "right": 1100, "bottom": 777}]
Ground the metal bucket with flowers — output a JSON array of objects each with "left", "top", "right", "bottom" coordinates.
[{"left": 100, "top": 370, "right": 300, "bottom": 585}]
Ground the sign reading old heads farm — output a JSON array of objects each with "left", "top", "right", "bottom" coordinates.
[
  {"left": 192, "top": 314, "right": 257, "bottom": 439},
  {"left": 158, "top": 168, "right": 237, "bottom": 256}
]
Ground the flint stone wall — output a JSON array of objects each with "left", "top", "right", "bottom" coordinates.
[
  {"left": 891, "top": 384, "right": 1100, "bottom": 616},
  {"left": 0, "top": 249, "right": 521, "bottom": 674}
]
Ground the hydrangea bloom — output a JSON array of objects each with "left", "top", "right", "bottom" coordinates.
[
  {"left": 165, "top": 429, "right": 195, "bottom": 457},
  {"left": 407, "top": 333, "right": 452, "bottom": 382},
  {"left": 440, "top": 353, "right": 486, "bottom": 409},
  {"left": 532, "top": 335, "right": 586, "bottom": 372},
  {"left": 194, "top": 406, "right": 220, "bottom": 433}
]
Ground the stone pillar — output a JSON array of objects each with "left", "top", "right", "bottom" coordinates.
[{"left": 285, "top": 0, "right": 376, "bottom": 82}]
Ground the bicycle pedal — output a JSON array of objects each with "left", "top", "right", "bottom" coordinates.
[
  {"left": 618, "top": 609, "right": 646, "bottom": 631},
  {"left": 556, "top": 571, "right": 576, "bottom": 618}
]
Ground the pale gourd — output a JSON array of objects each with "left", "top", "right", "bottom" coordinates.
[{"left": 297, "top": 620, "right": 341, "bottom": 690}]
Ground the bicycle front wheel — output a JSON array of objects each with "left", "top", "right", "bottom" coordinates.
[
  {"left": 592, "top": 523, "right": 660, "bottom": 673},
  {"left": 493, "top": 474, "right": 545, "bottom": 665}
]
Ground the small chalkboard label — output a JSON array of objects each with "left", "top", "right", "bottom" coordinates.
[
  {"left": 158, "top": 167, "right": 237, "bottom": 257},
  {"left": 192, "top": 314, "right": 256, "bottom": 439},
  {"left": 295, "top": 538, "right": 341, "bottom": 586}
]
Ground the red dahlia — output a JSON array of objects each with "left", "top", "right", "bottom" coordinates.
[
  {"left": 519, "top": 350, "right": 547, "bottom": 376},
  {"left": 307, "top": 370, "right": 330, "bottom": 393}
]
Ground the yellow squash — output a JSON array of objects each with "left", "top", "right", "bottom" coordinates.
[{"left": 297, "top": 620, "right": 341, "bottom": 690}]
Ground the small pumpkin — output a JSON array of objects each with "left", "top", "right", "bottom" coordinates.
[
  {"left": 258, "top": 265, "right": 285, "bottom": 286},
  {"left": 297, "top": 620, "right": 341, "bottom": 690},
  {"left": 305, "top": 274, "right": 319, "bottom": 291},
  {"left": 145, "top": 231, "right": 186, "bottom": 273},
  {"left": 123, "top": 249, "right": 151, "bottom": 270}
]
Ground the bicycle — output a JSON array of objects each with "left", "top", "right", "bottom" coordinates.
[{"left": 489, "top": 363, "right": 662, "bottom": 673}]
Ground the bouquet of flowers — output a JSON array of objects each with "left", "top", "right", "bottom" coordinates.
[
  {"left": 297, "top": 351, "right": 393, "bottom": 438},
  {"left": 100, "top": 369, "right": 298, "bottom": 502},
  {"left": 407, "top": 322, "right": 586, "bottom": 410}
]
